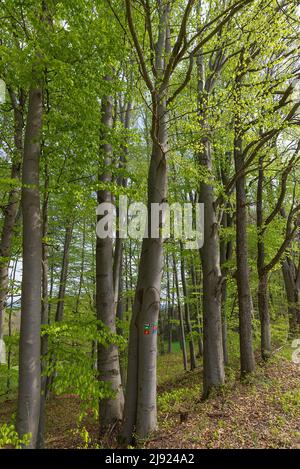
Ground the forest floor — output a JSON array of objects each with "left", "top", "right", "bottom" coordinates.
[{"left": 1, "top": 346, "right": 300, "bottom": 449}]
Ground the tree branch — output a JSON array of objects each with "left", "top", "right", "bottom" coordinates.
[{"left": 125, "top": 0, "right": 154, "bottom": 92}]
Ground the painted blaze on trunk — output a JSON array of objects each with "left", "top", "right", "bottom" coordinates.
[{"left": 122, "top": 91, "right": 168, "bottom": 442}]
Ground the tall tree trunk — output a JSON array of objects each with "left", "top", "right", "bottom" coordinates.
[
  {"left": 0, "top": 89, "right": 23, "bottom": 342},
  {"left": 256, "top": 155, "right": 271, "bottom": 359},
  {"left": 173, "top": 252, "right": 188, "bottom": 370},
  {"left": 219, "top": 154, "right": 233, "bottom": 366},
  {"left": 220, "top": 211, "right": 229, "bottom": 366},
  {"left": 113, "top": 236, "right": 122, "bottom": 314},
  {"left": 122, "top": 1, "right": 170, "bottom": 441},
  {"left": 116, "top": 263, "right": 126, "bottom": 387},
  {"left": 167, "top": 287, "right": 174, "bottom": 354},
  {"left": 197, "top": 53, "right": 224, "bottom": 398},
  {"left": 257, "top": 271, "right": 271, "bottom": 357},
  {"left": 166, "top": 255, "right": 174, "bottom": 354},
  {"left": 17, "top": 85, "right": 43, "bottom": 448},
  {"left": 97, "top": 82, "right": 124, "bottom": 431},
  {"left": 75, "top": 220, "right": 86, "bottom": 314},
  {"left": 122, "top": 84, "right": 168, "bottom": 441},
  {"left": 191, "top": 259, "right": 203, "bottom": 357},
  {"left": 282, "top": 257, "right": 300, "bottom": 336},
  {"left": 55, "top": 221, "right": 73, "bottom": 322},
  {"left": 234, "top": 130, "right": 255, "bottom": 375},
  {"left": 37, "top": 162, "right": 49, "bottom": 448},
  {"left": 48, "top": 248, "right": 54, "bottom": 321},
  {"left": 180, "top": 244, "right": 196, "bottom": 370}
]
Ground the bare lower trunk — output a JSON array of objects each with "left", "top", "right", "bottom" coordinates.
[
  {"left": 167, "top": 299, "right": 174, "bottom": 354},
  {"left": 37, "top": 163, "right": 49, "bottom": 448},
  {"left": 220, "top": 209, "right": 228, "bottom": 366},
  {"left": 122, "top": 0, "right": 172, "bottom": 443},
  {"left": 257, "top": 156, "right": 271, "bottom": 359},
  {"left": 199, "top": 157, "right": 225, "bottom": 397},
  {"left": 173, "top": 253, "right": 187, "bottom": 370},
  {"left": 219, "top": 158, "right": 233, "bottom": 366},
  {"left": 113, "top": 236, "right": 122, "bottom": 314},
  {"left": 220, "top": 270, "right": 229, "bottom": 366},
  {"left": 234, "top": 133, "right": 255, "bottom": 375},
  {"left": 116, "top": 261, "right": 126, "bottom": 388},
  {"left": 122, "top": 89, "right": 168, "bottom": 442},
  {"left": 97, "top": 234, "right": 124, "bottom": 428},
  {"left": 135, "top": 240, "right": 164, "bottom": 438},
  {"left": 97, "top": 85, "right": 124, "bottom": 430},
  {"left": 17, "top": 87, "right": 43, "bottom": 448},
  {"left": 282, "top": 257, "right": 300, "bottom": 336},
  {"left": 180, "top": 244, "right": 196, "bottom": 370},
  {"left": 258, "top": 272, "right": 271, "bottom": 358},
  {"left": 167, "top": 257, "right": 174, "bottom": 354},
  {"left": 197, "top": 51, "right": 224, "bottom": 398},
  {"left": 190, "top": 262, "right": 203, "bottom": 358},
  {"left": 55, "top": 222, "right": 73, "bottom": 322},
  {"left": 75, "top": 220, "right": 86, "bottom": 314}
]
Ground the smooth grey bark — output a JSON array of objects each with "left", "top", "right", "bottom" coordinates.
[
  {"left": 0, "top": 89, "right": 24, "bottom": 341},
  {"left": 55, "top": 221, "right": 73, "bottom": 322},
  {"left": 122, "top": 0, "right": 247, "bottom": 440},
  {"left": 234, "top": 129, "right": 255, "bottom": 375},
  {"left": 198, "top": 145, "right": 225, "bottom": 396},
  {"left": 122, "top": 89, "right": 168, "bottom": 440},
  {"left": 116, "top": 258, "right": 127, "bottom": 388},
  {"left": 173, "top": 253, "right": 188, "bottom": 371},
  {"left": 97, "top": 83, "right": 124, "bottom": 430},
  {"left": 282, "top": 256, "right": 300, "bottom": 336},
  {"left": 220, "top": 213, "right": 229, "bottom": 366},
  {"left": 122, "top": 0, "right": 169, "bottom": 443},
  {"left": 113, "top": 236, "right": 122, "bottom": 314},
  {"left": 190, "top": 260, "right": 203, "bottom": 358},
  {"left": 220, "top": 207, "right": 233, "bottom": 366},
  {"left": 180, "top": 243, "right": 196, "bottom": 370},
  {"left": 256, "top": 156, "right": 271, "bottom": 359},
  {"left": 219, "top": 154, "right": 233, "bottom": 366},
  {"left": 37, "top": 161, "right": 49, "bottom": 448},
  {"left": 75, "top": 220, "right": 86, "bottom": 314},
  {"left": 17, "top": 86, "right": 43, "bottom": 448},
  {"left": 166, "top": 255, "right": 174, "bottom": 354},
  {"left": 168, "top": 283, "right": 175, "bottom": 355},
  {"left": 197, "top": 52, "right": 225, "bottom": 398},
  {"left": 232, "top": 56, "right": 255, "bottom": 375}
]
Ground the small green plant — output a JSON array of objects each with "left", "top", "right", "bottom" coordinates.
[
  {"left": 0, "top": 424, "right": 31, "bottom": 449},
  {"left": 71, "top": 426, "right": 91, "bottom": 449}
]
